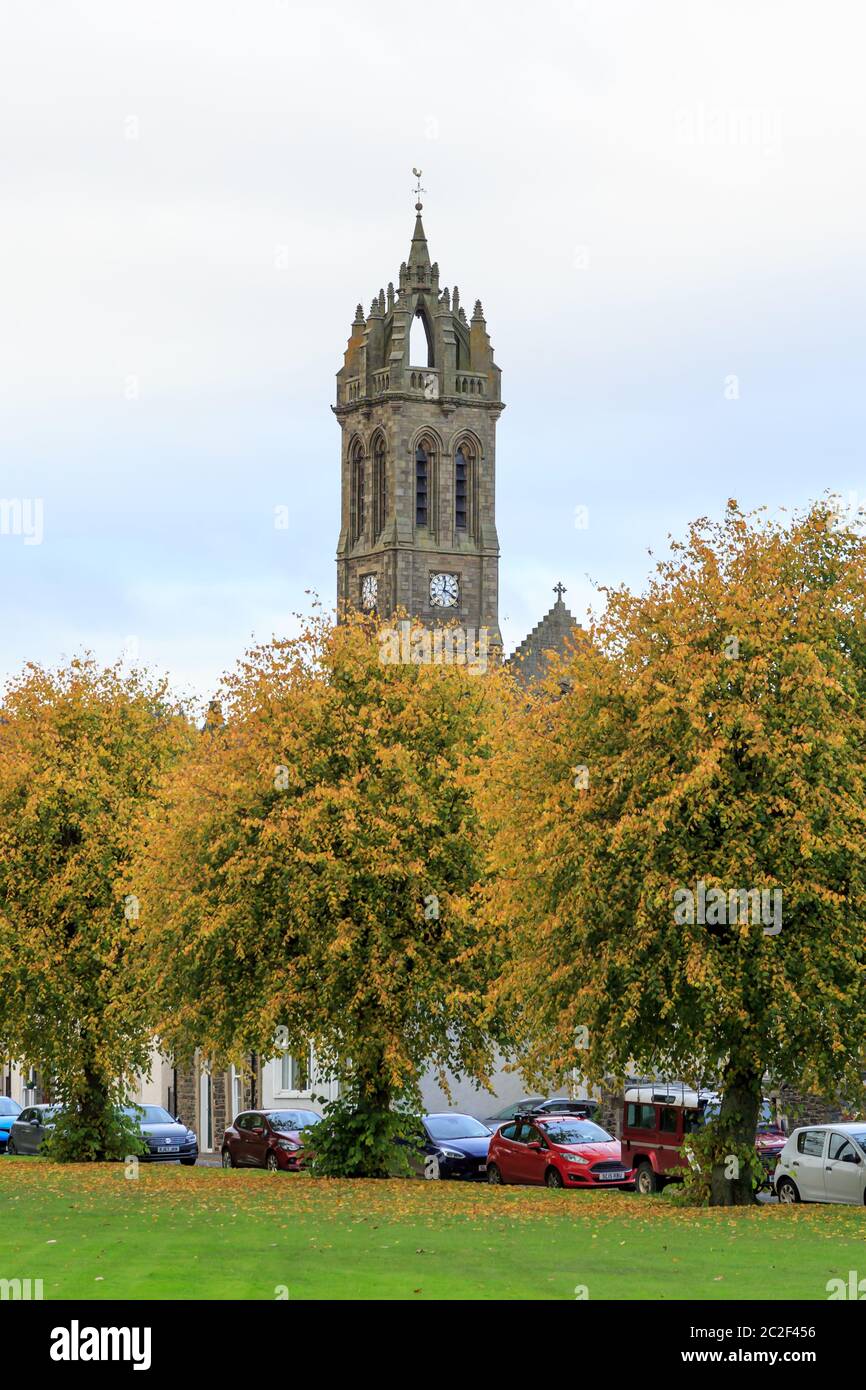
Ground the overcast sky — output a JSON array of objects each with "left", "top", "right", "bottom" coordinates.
[{"left": 2, "top": 0, "right": 864, "bottom": 705}]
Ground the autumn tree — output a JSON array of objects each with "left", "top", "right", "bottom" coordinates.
[
  {"left": 131, "top": 612, "right": 504, "bottom": 1175},
  {"left": 486, "top": 503, "right": 866, "bottom": 1204},
  {"left": 0, "top": 658, "right": 194, "bottom": 1160}
]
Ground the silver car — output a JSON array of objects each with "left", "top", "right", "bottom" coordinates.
[
  {"left": 774, "top": 1122, "right": 866, "bottom": 1204},
  {"left": 7, "top": 1104, "right": 60, "bottom": 1155}
]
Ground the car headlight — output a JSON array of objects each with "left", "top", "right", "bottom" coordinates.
[
  {"left": 565, "top": 1155, "right": 589, "bottom": 1165},
  {"left": 277, "top": 1139, "right": 299, "bottom": 1152},
  {"left": 438, "top": 1147, "right": 466, "bottom": 1159},
  {"left": 185, "top": 1133, "right": 197, "bottom": 1145}
]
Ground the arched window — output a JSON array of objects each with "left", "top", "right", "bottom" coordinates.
[
  {"left": 415, "top": 444, "right": 429, "bottom": 528},
  {"left": 350, "top": 441, "right": 365, "bottom": 543},
  {"left": 373, "top": 435, "right": 387, "bottom": 537},
  {"left": 455, "top": 443, "right": 473, "bottom": 533},
  {"left": 409, "top": 309, "right": 434, "bottom": 367}
]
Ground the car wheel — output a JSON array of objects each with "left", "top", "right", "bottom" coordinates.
[
  {"left": 545, "top": 1166, "right": 564, "bottom": 1189},
  {"left": 487, "top": 1163, "right": 503, "bottom": 1185},
  {"left": 265, "top": 1151, "right": 280, "bottom": 1172},
  {"left": 180, "top": 1156, "right": 196, "bottom": 1166},
  {"left": 776, "top": 1177, "right": 800, "bottom": 1204},
  {"left": 635, "top": 1161, "right": 658, "bottom": 1195},
  {"left": 221, "top": 1148, "right": 234, "bottom": 1168},
  {"left": 7, "top": 1139, "right": 16, "bottom": 1156}
]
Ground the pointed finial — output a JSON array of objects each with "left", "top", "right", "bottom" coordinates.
[
  {"left": 472, "top": 299, "right": 485, "bottom": 322},
  {"left": 353, "top": 302, "right": 365, "bottom": 325}
]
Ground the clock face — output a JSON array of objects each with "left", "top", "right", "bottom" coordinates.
[
  {"left": 429, "top": 572, "right": 459, "bottom": 608},
  {"left": 360, "top": 574, "right": 378, "bottom": 611}
]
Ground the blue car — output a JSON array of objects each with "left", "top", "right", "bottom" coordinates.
[
  {"left": 0, "top": 1097, "right": 22, "bottom": 1152},
  {"left": 421, "top": 1113, "right": 492, "bottom": 1180}
]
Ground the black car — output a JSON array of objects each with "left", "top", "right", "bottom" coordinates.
[
  {"left": 482, "top": 1097, "right": 545, "bottom": 1131},
  {"left": 526, "top": 1097, "right": 601, "bottom": 1121},
  {"left": 483, "top": 1096, "right": 600, "bottom": 1130},
  {"left": 421, "top": 1112, "right": 492, "bottom": 1180},
  {"left": 121, "top": 1105, "right": 199, "bottom": 1163}
]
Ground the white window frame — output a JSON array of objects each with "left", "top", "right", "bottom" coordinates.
[
  {"left": 272, "top": 1043, "right": 315, "bottom": 1100},
  {"left": 230, "top": 1065, "right": 244, "bottom": 1122}
]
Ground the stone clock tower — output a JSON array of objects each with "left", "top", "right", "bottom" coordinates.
[{"left": 334, "top": 189, "right": 503, "bottom": 644}]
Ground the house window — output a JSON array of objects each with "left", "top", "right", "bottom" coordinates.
[
  {"left": 230, "top": 1065, "right": 244, "bottom": 1122},
  {"left": 274, "top": 1045, "right": 314, "bottom": 1098},
  {"left": 350, "top": 442, "right": 365, "bottom": 542},
  {"left": 455, "top": 445, "right": 471, "bottom": 531},
  {"left": 416, "top": 445, "right": 429, "bottom": 527}
]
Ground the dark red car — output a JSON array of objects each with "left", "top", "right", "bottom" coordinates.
[
  {"left": 486, "top": 1114, "right": 634, "bottom": 1189},
  {"left": 221, "top": 1108, "right": 322, "bottom": 1172}
]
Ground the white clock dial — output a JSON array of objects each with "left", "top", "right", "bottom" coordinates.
[
  {"left": 361, "top": 574, "right": 378, "bottom": 611},
  {"left": 429, "top": 572, "right": 459, "bottom": 608}
]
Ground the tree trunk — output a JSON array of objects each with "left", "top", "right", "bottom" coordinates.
[
  {"left": 357, "top": 1053, "right": 392, "bottom": 1178},
  {"left": 79, "top": 1064, "right": 112, "bottom": 1162},
  {"left": 709, "top": 1064, "right": 762, "bottom": 1206}
]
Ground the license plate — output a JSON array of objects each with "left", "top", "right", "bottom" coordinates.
[
  {"left": 478, "top": 1163, "right": 487, "bottom": 1171},
  {"left": 599, "top": 1172, "right": 623, "bottom": 1180},
  {"left": 157, "top": 1145, "right": 178, "bottom": 1153}
]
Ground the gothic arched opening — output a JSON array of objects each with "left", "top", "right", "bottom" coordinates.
[{"left": 409, "top": 307, "right": 434, "bottom": 368}]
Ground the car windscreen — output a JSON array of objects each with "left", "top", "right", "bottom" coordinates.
[
  {"left": 122, "top": 1105, "right": 175, "bottom": 1125},
  {"left": 542, "top": 1121, "right": 612, "bottom": 1145},
  {"left": 267, "top": 1111, "right": 321, "bottom": 1132},
  {"left": 0, "top": 1098, "right": 21, "bottom": 1116},
  {"left": 425, "top": 1114, "right": 491, "bottom": 1140},
  {"left": 850, "top": 1131, "right": 866, "bottom": 1152},
  {"left": 705, "top": 1100, "right": 774, "bottom": 1125}
]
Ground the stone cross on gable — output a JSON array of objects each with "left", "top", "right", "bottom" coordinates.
[{"left": 553, "top": 581, "right": 566, "bottom": 601}]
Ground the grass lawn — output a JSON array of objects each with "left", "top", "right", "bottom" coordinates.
[{"left": 1, "top": 1158, "right": 865, "bottom": 1300}]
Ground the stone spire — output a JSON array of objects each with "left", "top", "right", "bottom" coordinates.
[{"left": 408, "top": 201, "right": 431, "bottom": 271}]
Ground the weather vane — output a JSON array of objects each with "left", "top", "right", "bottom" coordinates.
[{"left": 412, "top": 167, "right": 426, "bottom": 208}]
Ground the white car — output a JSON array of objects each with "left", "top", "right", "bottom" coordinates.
[{"left": 774, "top": 1122, "right": 866, "bottom": 1204}]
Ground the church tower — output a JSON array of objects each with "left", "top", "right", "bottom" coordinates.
[{"left": 334, "top": 185, "right": 503, "bottom": 643}]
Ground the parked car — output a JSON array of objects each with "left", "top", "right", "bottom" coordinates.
[
  {"left": 774, "top": 1123, "right": 866, "bottom": 1204},
  {"left": 7, "top": 1104, "right": 60, "bottom": 1155},
  {"left": 221, "top": 1108, "right": 322, "bottom": 1171},
  {"left": 0, "top": 1097, "right": 22, "bottom": 1152},
  {"left": 8, "top": 1102, "right": 197, "bottom": 1163},
  {"left": 483, "top": 1096, "right": 599, "bottom": 1131},
  {"left": 121, "top": 1105, "right": 198, "bottom": 1164},
  {"left": 623, "top": 1086, "right": 783, "bottom": 1194},
  {"left": 487, "top": 1114, "right": 634, "bottom": 1189},
  {"left": 483, "top": 1097, "right": 545, "bottom": 1131},
  {"left": 421, "top": 1113, "right": 492, "bottom": 1180},
  {"left": 526, "top": 1097, "right": 601, "bottom": 1121}
]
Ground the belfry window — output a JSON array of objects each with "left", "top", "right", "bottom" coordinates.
[
  {"left": 415, "top": 445, "right": 429, "bottom": 527},
  {"left": 409, "top": 309, "right": 434, "bottom": 368},
  {"left": 455, "top": 446, "right": 470, "bottom": 531},
  {"left": 373, "top": 435, "right": 387, "bottom": 537},
  {"left": 350, "top": 443, "right": 365, "bottom": 542}
]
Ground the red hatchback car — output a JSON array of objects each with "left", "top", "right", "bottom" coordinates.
[
  {"left": 221, "top": 1109, "right": 321, "bottom": 1172},
  {"left": 487, "top": 1114, "right": 634, "bottom": 1190}
]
